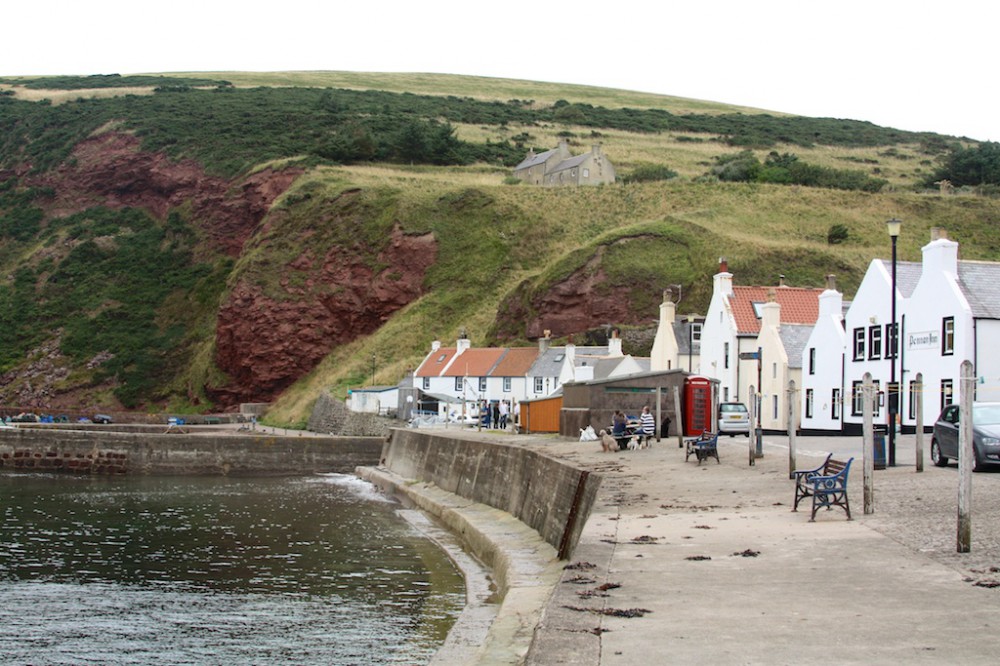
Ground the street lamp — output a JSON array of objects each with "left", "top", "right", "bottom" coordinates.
[
  {"left": 371, "top": 353, "right": 376, "bottom": 387},
  {"left": 887, "top": 218, "right": 901, "bottom": 467},
  {"left": 687, "top": 314, "right": 695, "bottom": 372}
]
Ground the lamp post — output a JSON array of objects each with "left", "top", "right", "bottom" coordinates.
[
  {"left": 887, "top": 218, "right": 901, "bottom": 467},
  {"left": 687, "top": 314, "right": 695, "bottom": 372},
  {"left": 371, "top": 353, "right": 376, "bottom": 387}
]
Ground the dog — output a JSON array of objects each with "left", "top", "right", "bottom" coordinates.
[
  {"left": 599, "top": 429, "right": 617, "bottom": 452},
  {"left": 627, "top": 435, "right": 643, "bottom": 451}
]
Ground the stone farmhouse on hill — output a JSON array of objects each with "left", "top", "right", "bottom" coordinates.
[{"left": 512, "top": 141, "right": 616, "bottom": 186}]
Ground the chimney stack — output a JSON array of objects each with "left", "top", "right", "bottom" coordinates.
[
  {"left": 718, "top": 257, "right": 729, "bottom": 274},
  {"left": 539, "top": 330, "right": 551, "bottom": 354},
  {"left": 778, "top": 274, "right": 786, "bottom": 287},
  {"left": 825, "top": 274, "right": 837, "bottom": 291},
  {"left": 931, "top": 227, "right": 948, "bottom": 241}
]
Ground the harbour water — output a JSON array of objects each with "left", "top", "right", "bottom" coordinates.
[{"left": 0, "top": 471, "right": 466, "bottom": 665}]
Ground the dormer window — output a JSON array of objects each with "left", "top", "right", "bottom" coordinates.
[
  {"left": 437, "top": 354, "right": 447, "bottom": 363},
  {"left": 554, "top": 354, "right": 564, "bottom": 362},
  {"left": 751, "top": 302, "right": 765, "bottom": 319}
]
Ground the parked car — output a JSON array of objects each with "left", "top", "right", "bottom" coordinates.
[
  {"left": 93, "top": 414, "right": 113, "bottom": 424},
  {"left": 718, "top": 402, "right": 751, "bottom": 436},
  {"left": 931, "top": 402, "right": 1000, "bottom": 471}
]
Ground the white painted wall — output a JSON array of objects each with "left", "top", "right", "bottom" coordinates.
[{"left": 800, "top": 287, "right": 845, "bottom": 431}]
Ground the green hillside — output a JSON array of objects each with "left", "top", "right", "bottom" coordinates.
[{"left": 0, "top": 71, "right": 997, "bottom": 424}]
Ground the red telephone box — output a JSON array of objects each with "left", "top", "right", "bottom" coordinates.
[{"left": 684, "top": 376, "right": 713, "bottom": 436}]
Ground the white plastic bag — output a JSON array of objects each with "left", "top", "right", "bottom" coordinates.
[{"left": 579, "top": 425, "right": 598, "bottom": 442}]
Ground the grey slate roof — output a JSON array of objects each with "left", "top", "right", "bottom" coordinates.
[
  {"left": 548, "top": 154, "right": 588, "bottom": 174},
  {"left": 514, "top": 148, "right": 557, "bottom": 170},
  {"left": 958, "top": 261, "right": 1000, "bottom": 319},
  {"left": 672, "top": 321, "right": 701, "bottom": 355},
  {"left": 527, "top": 346, "right": 609, "bottom": 378},
  {"left": 778, "top": 324, "right": 815, "bottom": 369},
  {"left": 878, "top": 260, "right": 922, "bottom": 298}
]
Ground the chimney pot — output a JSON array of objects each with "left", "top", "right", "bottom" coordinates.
[
  {"left": 718, "top": 257, "right": 729, "bottom": 274},
  {"left": 826, "top": 274, "right": 837, "bottom": 291}
]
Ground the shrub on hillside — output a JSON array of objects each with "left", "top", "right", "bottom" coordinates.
[
  {"left": 827, "top": 224, "right": 849, "bottom": 244},
  {"left": 622, "top": 163, "right": 679, "bottom": 184}
]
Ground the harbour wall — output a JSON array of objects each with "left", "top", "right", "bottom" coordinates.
[{"left": 0, "top": 428, "right": 383, "bottom": 475}]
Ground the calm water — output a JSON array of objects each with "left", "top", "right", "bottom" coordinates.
[{"left": 0, "top": 472, "right": 466, "bottom": 665}]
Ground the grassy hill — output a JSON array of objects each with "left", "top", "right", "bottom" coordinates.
[{"left": 0, "top": 71, "right": 997, "bottom": 426}]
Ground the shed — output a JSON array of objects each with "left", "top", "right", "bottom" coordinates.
[{"left": 519, "top": 394, "right": 563, "bottom": 434}]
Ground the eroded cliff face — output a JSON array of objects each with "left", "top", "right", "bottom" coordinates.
[
  {"left": 36, "top": 132, "right": 301, "bottom": 257},
  {"left": 210, "top": 225, "right": 438, "bottom": 404},
  {"left": 495, "top": 248, "right": 651, "bottom": 341}
]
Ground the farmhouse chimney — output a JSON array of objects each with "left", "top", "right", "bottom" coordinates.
[
  {"left": 761, "top": 298, "right": 781, "bottom": 331},
  {"left": 922, "top": 233, "right": 959, "bottom": 278},
  {"left": 650, "top": 289, "right": 678, "bottom": 371},
  {"left": 456, "top": 329, "right": 471, "bottom": 355},
  {"left": 825, "top": 274, "right": 837, "bottom": 291},
  {"left": 778, "top": 274, "right": 786, "bottom": 287},
  {"left": 930, "top": 227, "right": 948, "bottom": 241}
]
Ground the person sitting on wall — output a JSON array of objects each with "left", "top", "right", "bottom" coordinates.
[{"left": 639, "top": 405, "right": 656, "bottom": 445}]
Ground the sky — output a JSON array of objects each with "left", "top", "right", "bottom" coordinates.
[{"left": 3, "top": 0, "right": 996, "bottom": 142}]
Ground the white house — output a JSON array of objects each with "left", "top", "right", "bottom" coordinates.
[
  {"left": 830, "top": 228, "right": 1000, "bottom": 433},
  {"left": 700, "top": 258, "right": 824, "bottom": 427},
  {"left": 650, "top": 288, "right": 702, "bottom": 372},
  {"left": 799, "top": 276, "right": 847, "bottom": 432}
]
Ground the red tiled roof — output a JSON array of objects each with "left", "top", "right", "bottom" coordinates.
[
  {"left": 440, "top": 348, "right": 506, "bottom": 377},
  {"left": 414, "top": 347, "right": 459, "bottom": 377},
  {"left": 492, "top": 347, "right": 539, "bottom": 376},
  {"left": 730, "top": 286, "right": 823, "bottom": 335}
]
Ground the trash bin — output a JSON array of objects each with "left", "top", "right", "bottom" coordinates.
[{"left": 873, "top": 424, "right": 887, "bottom": 470}]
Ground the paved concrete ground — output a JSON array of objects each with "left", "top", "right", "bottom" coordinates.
[{"left": 504, "top": 431, "right": 1000, "bottom": 665}]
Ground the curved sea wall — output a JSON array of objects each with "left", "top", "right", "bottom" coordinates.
[
  {"left": 359, "top": 428, "right": 602, "bottom": 664},
  {"left": 0, "top": 428, "right": 383, "bottom": 475}
]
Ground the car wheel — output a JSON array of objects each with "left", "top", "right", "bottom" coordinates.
[
  {"left": 973, "top": 448, "right": 984, "bottom": 473},
  {"left": 931, "top": 439, "right": 949, "bottom": 467}
]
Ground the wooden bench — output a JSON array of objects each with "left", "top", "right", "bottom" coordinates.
[
  {"left": 685, "top": 432, "right": 719, "bottom": 465},
  {"left": 792, "top": 454, "right": 853, "bottom": 521}
]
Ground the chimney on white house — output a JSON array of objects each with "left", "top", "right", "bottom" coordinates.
[
  {"left": 714, "top": 257, "right": 734, "bottom": 298},
  {"left": 825, "top": 274, "right": 837, "bottom": 291},
  {"left": 760, "top": 294, "right": 781, "bottom": 332},
  {"left": 431, "top": 340, "right": 441, "bottom": 352},
  {"left": 650, "top": 288, "right": 679, "bottom": 371},
  {"left": 539, "top": 330, "right": 552, "bottom": 354},
  {"left": 608, "top": 329, "right": 624, "bottom": 357},
  {"left": 922, "top": 233, "right": 959, "bottom": 278},
  {"left": 456, "top": 330, "right": 471, "bottom": 355},
  {"left": 818, "top": 275, "right": 843, "bottom": 318}
]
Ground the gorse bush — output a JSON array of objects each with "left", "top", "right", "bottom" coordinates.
[
  {"left": 710, "top": 151, "right": 888, "bottom": 192},
  {"left": 622, "top": 163, "right": 679, "bottom": 184}
]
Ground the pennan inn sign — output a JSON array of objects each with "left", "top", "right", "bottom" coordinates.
[{"left": 907, "top": 330, "right": 940, "bottom": 351}]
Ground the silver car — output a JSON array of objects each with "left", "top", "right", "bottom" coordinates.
[
  {"left": 931, "top": 402, "right": 1000, "bottom": 471},
  {"left": 718, "top": 402, "right": 750, "bottom": 436}
]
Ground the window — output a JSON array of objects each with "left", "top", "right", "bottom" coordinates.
[
  {"left": 805, "top": 389, "right": 814, "bottom": 418},
  {"left": 772, "top": 362, "right": 777, "bottom": 379},
  {"left": 808, "top": 348, "right": 816, "bottom": 375},
  {"left": 455, "top": 377, "right": 463, "bottom": 391},
  {"left": 582, "top": 168, "right": 590, "bottom": 178},
  {"left": 751, "top": 302, "right": 765, "bottom": 319},
  {"left": 853, "top": 328, "right": 865, "bottom": 361},
  {"left": 885, "top": 323, "right": 898, "bottom": 359},
  {"left": 422, "top": 377, "right": 430, "bottom": 390},
  {"left": 942, "top": 317, "right": 955, "bottom": 356},
  {"left": 503, "top": 377, "right": 511, "bottom": 392},
  {"left": 772, "top": 395, "right": 779, "bottom": 420},
  {"left": 908, "top": 380, "right": 918, "bottom": 420},
  {"left": 691, "top": 323, "right": 703, "bottom": 342},
  {"left": 868, "top": 326, "right": 882, "bottom": 360},
  {"left": 831, "top": 388, "right": 841, "bottom": 420},
  {"left": 723, "top": 387, "right": 729, "bottom": 401},
  {"left": 852, "top": 381, "right": 864, "bottom": 416},
  {"left": 724, "top": 342, "right": 730, "bottom": 369},
  {"left": 851, "top": 380, "right": 880, "bottom": 416},
  {"left": 941, "top": 379, "right": 954, "bottom": 412},
  {"left": 478, "top": 377, "right": 487, "bottom": 392},
  {"left": 534, "top": 377, "right": 543, "bottom": 393}
]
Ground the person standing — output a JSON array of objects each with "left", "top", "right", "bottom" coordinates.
[{"left": 499, "top": 400, "right": 509, "bottom": 430}]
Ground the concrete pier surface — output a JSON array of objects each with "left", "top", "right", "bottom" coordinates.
[{"left": 438, "top": 429, "right": 1000, "bottom": 665}]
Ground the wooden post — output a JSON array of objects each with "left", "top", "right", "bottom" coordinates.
[
  {"left": 748, "top": 384, "right": 757, "bottom": 466},
  {"left": 673, "top": 386, "right": 684, "bottom": 448},
  {"left": 915, "top": 373, "right": 924, "bottom": 473},
  {"left": 787, "top": 380, "right": 797, "bottom": 479},
  {"left": 655, "top": 386, "right": 662, "bottom": 442},
  {"left": 957, "top": 360, "right": 974, "bottom": 553},
  {"left": 863, "top": 372, "right": 874, "bottom": 515}
]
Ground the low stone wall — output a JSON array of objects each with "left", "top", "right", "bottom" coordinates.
[
  {"left": 375, "top": 429, "right": 600, "bottom": 559},
  {"left": 0, "top": 428, "right": 383, "bottom": 476},
  {"left": 308, "top": 391, "right": 396, "bottom": 437}
]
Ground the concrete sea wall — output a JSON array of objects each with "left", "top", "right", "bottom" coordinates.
[
  {"left": 0, "top": 428, "right": 383, "bottom": 475},
  {"left": 377, "top": 428, "right": 600, "bottom": 559}
]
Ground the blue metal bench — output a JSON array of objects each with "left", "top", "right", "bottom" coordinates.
[
  {"left": 792, "top": 455, "right": 853, "bottom": 521},
  {"left": 685, "top": 431, "right": 719, "bottom": 465}
]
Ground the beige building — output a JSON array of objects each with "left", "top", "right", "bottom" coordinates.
[{"left": 513, "top": 141, "right": 616, "bottom": 187}]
